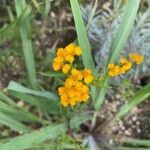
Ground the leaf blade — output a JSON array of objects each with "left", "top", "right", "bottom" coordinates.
[
  {"left": 0, "top": 124, "right": 66, "bottom": 150},
  {"left": 70, "top": 0, "right": 95, "bottom": 71},
  {"left": 115, "top": 84, "right": 150, "bottom": 119}
]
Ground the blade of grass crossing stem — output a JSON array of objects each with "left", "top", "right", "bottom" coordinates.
[
  {"left": 32, "top": 0, "right": 41, "bottom": 12},
  {"left": 14, "top": 0, "right": 38, "bottom": 89},
  {"left": 0, "top": 6, "right": 32, "bottom": 44},
  {"left": 115, "top": 84, "right": 150, "bottom": 119},
  {"left": 95, "top": 0, "right": 141, "bottom": 111},
  {"left": 70, "top": 0, "right": 95, "bottom": 71},
  {"left": 0, "top": 124, "right": 66, "bottom": 150}
]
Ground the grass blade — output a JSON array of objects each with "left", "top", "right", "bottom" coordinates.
[
  {"left": 122, "top": 138, "right": 150, "bottom": 147},
  {"left": 32, "top": 0, "right": 41, "bottom": 12},
  {"left": 8, "top": 81, "right": 59, "bottom": 101},
  {"left": 0, "top": 124, "right": 66, "bottom": 150},
  {"left": 0, "top": 91, "right": 41, "bottom": 122},
  {"left": 109, "top": 0, "right": 141, "bottom": 63},
  {"left": 0, "top": 111, "right": 31, "bottom": 132},
  {"left": 0, "top": 100, "right": 40, "bottom": 123},
  {"left": 115, "top": 84, "right": 150, "bottom": 119},
  {"left": 44, "top": 0, "right": 51, "bottom": 17},
  {"left": 7, "top": 81, "right": 60, "bottom": 114},
  {"left": 14, "top": 0, "right": 38, "bottom": 89},
  {"left": 0, "top": 92, "right": 16, "bottom": 105},
  {"left": 70, "top": 0, "right": 95, "bottom": 71},
  {"left": 95, "top": 0, "right": 141, "bottom": 111},
  {"left": 39, "top": 72, "right": 65, "bottom": 78}
]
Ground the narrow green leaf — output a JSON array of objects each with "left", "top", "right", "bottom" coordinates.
[
  {"left": 44, "top": 0, "right": 51, "bottom": 17},
  {"left": 8, "top": 81, "right": 59, "bottom": 101},
  {"left": 7, "top": 6, "right": 15, "bottom": 22},
  {"left": 109, "top": 0, "right": 141, "bottom": 63},
  {"left": 0, "top": 111, "right": 31, "bottom": 132},
  {"left": 14, "top": 0, "right": 38, "bottom": 89},
  {"left": 115, "top": 84, "right": 150, "bottom": 119},
  {"left": 122, "top": 138, "right": 150, "bottom": 147},
  {"left": 0, "top": 5, "right": 33, "bottom": 44},
  {"left": 32, "top": 0, "right": 41, "bottom": 12},
  {"left": 0, "top": 124, "right": 67, "bottom": 150},
  {"left": 39, "top": 72, "right": 65, "bottom": 78},
  {"left": 70, "top": 0, "right": 95, "bottom": 71},
  {"left": 0, "top": 100, "right": 40, "bottom": 123},
  {"left": 7, "top": 81, "right": 60, "bottom": 114},
  {"left": 0, "top": 91, "right": 41, "bottom": 122},
  {"left": 0, "top": 92, "right": 16, "bottom": 105}
]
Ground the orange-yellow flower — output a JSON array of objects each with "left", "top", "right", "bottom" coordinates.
[
  {"left": 57, "top": 48, "right": 66, "bottom": 58},
  {"left": 62, "top": 64, "right": 71, "bottom": 74},
  {"left": 82, "top": 69, "right": 94, "bottom": 83},
  {"left": 129, "top": 53, "right": 143, "bottom": 64},
  {"left": 58, "top": 78, "right": 90, "bottom": 107},
  {"left": 108, "top": 63, "right": 120, "bottom": 77},
  {"left": 74, "top": 46, "right": 82, "bottom": 55},
  {"left": 108, "top": 66, "right": 120, "bottom": 77},
  {"left": 60, "top": 94, "right": 69, "bottom": 107},
  {"left": 65, "top": 55, "right": 74, "bottom": 63},
  {"left": 52, "top": 56, "right": 64, "bottom": 71},
  {"left": 119, "top": 58, "right": 132, "bottom": 74},
  {"left": 71, "top": 68, "right": 83, "bottom": 81},
  {"left": 53, "top": 43, "right": 83, "bottom": 73},
  {"left": 108, "top": 63, "right": 115, "bottom": 69}
]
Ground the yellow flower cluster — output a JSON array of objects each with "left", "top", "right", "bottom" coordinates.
[
  {"left": 129, "top": 53, "right": 144, "bottom": 64},
  {"left": 52, "top": 43, "right": 82, "bottom": 74},
  {"left": 58, "top": 69, "right": 94, "bottom": 107},
  {"left": 108, "top": 53, "right": 143, "bottom": 77},
  {"left": 52, "top": 43, "right": 94, "bottom": 107}
]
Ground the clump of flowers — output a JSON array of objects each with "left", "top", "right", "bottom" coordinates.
[
  {"left": 53, "top": 43, "right": 94, "bottom": 107},
  {"left": 108, "top": 53, "right": 143, "bottom": 77},
  {"left": 129, "top": 53, "right": 144, "bottom": 65},
  {"left": 52, "top": 43, "right": 82, "bottom": 74}
]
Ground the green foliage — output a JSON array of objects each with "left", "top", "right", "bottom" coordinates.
[
  {"left": 0, "top": 111, "right": 31, "bottom": 132},
  {"left": 39, "top": 72, "right": 65, "bottom": 78},
  {"left": 122, "top": 138, "right": 150, "bottom": 147},
  {"left": 116, "top": 84, "right": 150, "bottom": 119},
  {"left": 0, "top": 92, "right": 40, "bottom": 132},
  {"left": 44, "top": 0, "right": 51, "bottom": 17},
  {"left": 109, "top": 0, "right": 141, "bottom": 63},
  {"left": 95, "top": 0, "right": 141, "bottom": 111},
  {"left": 7, "top": 81, "right": 60, "bottom": 114},
  {"left": 14, "top": 0, "right": 38, "bottom": 89},
  {"left": 0, "top": 124, "right": 67, "bottom": 150},
  {"left": 70, "top": 0, "right": 95, "bottom": 71}
]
